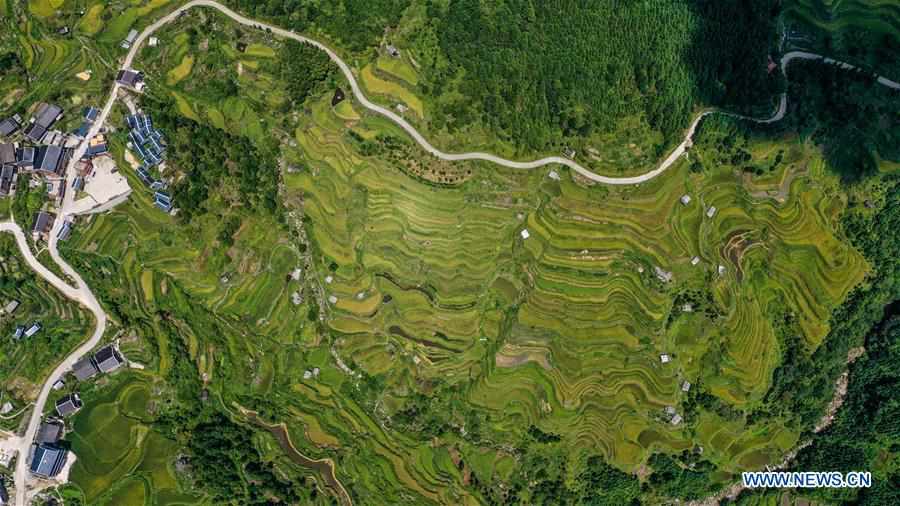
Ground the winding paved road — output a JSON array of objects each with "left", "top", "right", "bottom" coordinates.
[
  {"left": 1, "top": 221, "right": 106, "bottom": 506},
  {"left": 5, "top": 1, "right": 900, "bottom": 504},
  {"left": 81, "top": 1, "right": 900, "bottom": 189}
]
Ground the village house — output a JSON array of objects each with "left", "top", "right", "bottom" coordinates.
[
  {"left": 121, "top": 29, "right": 139, "bottom": 49},
  {"left": 32, "top": 211, "right": 55, "bottom": 241},
  {"left": 33, "top": 145, "right": 68, "bottom": 175},
  {"left": 0, "top": 165, "right": 15, "bottom": 196},
  {"left": 55, "top": 393, "right": 82, "bottom": 417},
  {"left": 72, "top": 356, "right": 99, "bottom": 381},
  {"left": 1, "top": 300, "right": 18, "bottom": 316},
  {"left": 23, "top": 322, "right": 41, "bottom": 338},
  {"left": 94, "top": 345, "right": 126, "bottom": 373},
  {"left": 25, "top": 103, "right": 63, "bottom": 143},
  {"left": 0, "top": 114, "right": 22, "bottom": 137},
  {"left": 57, "top": 220, "right": 73, "bottom": 241},
  {"left": 16, "top": 147, "right": 35, "bottom": 168},
  {"left": 36, "top": 420, "right": 63, "bottom": 445},
  {"left": 0, "top": 143, "right": 15, "bottom": 165},
  {"left": 116, "top": 69, "right": 145, "bottom": 91},
  {"left": 29, "top": 443, "right": 68, "bottom": 478},
  {"left": 85, "top": 134, "right": 108, "bottom": 157}
]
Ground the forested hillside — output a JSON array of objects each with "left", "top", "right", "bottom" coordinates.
[
  {"left": 417, "top": 0, "right": 782, "bottom": 150},
  {"left": 225, "top": 0, "right": 783, "bottom": 155}
]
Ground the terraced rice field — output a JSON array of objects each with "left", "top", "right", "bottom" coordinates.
[
  {"left": 166, "top": 54, "right": 194, "bottom": 85},
  {"left": 68, "top": 376, "right": 206, "bottom": 505},
  {"left": 360, "top": 64, "right": 425, "bottom": 118},
  {"left": 0, "top": 236, "right": 92, "bottom": 403},
  {"left": 784, "top": 0, "right": 900, "bottom": 76},
  {"left": 785, "top": 0, "right": 900, "bottom": 35},
  {"left": 48, "top": 7, "right": 881, "bottom": 502},
  {"left": 279, "top": 93, "right": 866, "bottom": 479}
]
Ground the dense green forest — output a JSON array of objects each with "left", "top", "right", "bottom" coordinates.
[
  {"left": 142, "top": 94, "right": 281, "bottom": 223},
  {"left": 792, "top": 311, "right": 900, "bottom": 505},
  {"left": 224, "top": 0, "right": 409, "bottom": 51},
  {"left": 780, "top": 61, "right": 900, "bottom": 182},
  {"left": 419, "top": 0, "right": 782, "bottom": 150}
]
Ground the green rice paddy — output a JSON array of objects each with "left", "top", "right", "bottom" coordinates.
[{"left": 68, "top": 376, "right": 206, "bottom": 505}]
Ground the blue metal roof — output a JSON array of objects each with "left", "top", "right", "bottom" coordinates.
[
  {"left": 30, "top": 445, "right": 67, "bottom": 478},
  {"left": 74, "top": 122, "right": 91, "bottom": 138},
  {"left": 83, "top": 107, "right": 99, "bottom": 121}
]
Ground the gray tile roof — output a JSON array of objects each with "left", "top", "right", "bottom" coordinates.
[
  {"left": 55, "top": 393, "right": 82, "bottom": 417},
  {"left": 36, "top": 421, "right": 63, "bottom": 444},
  {"left": 72, "top": 356, "right": 99, "bottom": 381},
  {"left": 94, "top": 345, "right": 125, "bottom": 373}
]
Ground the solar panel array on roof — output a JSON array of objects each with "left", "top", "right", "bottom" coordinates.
[{"left": 126, "top": 114, "right": 172, "bottom": 212}]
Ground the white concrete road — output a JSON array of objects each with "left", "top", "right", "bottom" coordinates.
[{"left": 5, "top": 1, "right": 900, "bottom": 504}]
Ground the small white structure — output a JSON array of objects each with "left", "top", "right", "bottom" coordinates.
[
  {"left": 665, "top": 405, "right": 676, "bottom": 415},
  {"left": 548, "top": 170, "right": 560, "bottom": 181},
  {"left": 303, "top": 370, "right": 313, "bottom": 380},
  {"left": 682, "top": 304, "right": 693, "bottom": 313},
  {"left": 291, "top": 292, "right": 302, "bottom": 305},
  {"left": 121, "top": 29, "right": 139, "bottom": 49},
  {"left": 654, "top": 266, "right": 673, "bottom": 283},
  {"left": 680, "top": 194, "right": 692, "bottom": 205},
  {"left": 0, "top": 402, "right": 12, "bottom": 415},
  {"left": 718, "top": 265, "right": 726, "bottom": 276},
  {"left": 691, "top": 256, "right": 701, "bottom": 266},
  {"left": 660, "top": 354, "right": 671, "bottom": 364},
  {"left": 1, "top": 300, "right": 19, "bottom": 315},
  {"left": 682, "top": 381, "right": 692, "bottom": 392},
  {"left": 291, "top": 268, "right": 302, "bottom": 281},
  {"left": 148, "top": 37, "right": 159, "bottom": 47},
  {"left": 706, "top": 206, "right": 717, "bottom": 218},
  {"left": 328, "top": 295, "right": 338, "bottom": 304},
  {"left": 52, "top": 380, "right": 65, "bottom": 391},
  {"left": 520, "top": 229, "right": 530, "bottom": 240},
  {"left": 671, "top": 414, "right": 683, "bottom": 425},
  {"left": 325, "top": 275, "right": 333, "bottom": 284}
]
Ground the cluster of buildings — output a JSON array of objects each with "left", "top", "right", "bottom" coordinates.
[
  {"left": 0, "top": 102, "right": 111, "bottom": 242},
  {"left": 3, "top": 298, "right": 42, "bottom": 341},
  {"left": 26, "top": 344, "right": 126, "bottom": 480},
  {"left": 0, "top": 104, "right": 70, "bottom": 200},
  {"left": 125, "top": 113, "right": 171, "bottom": 212}
]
